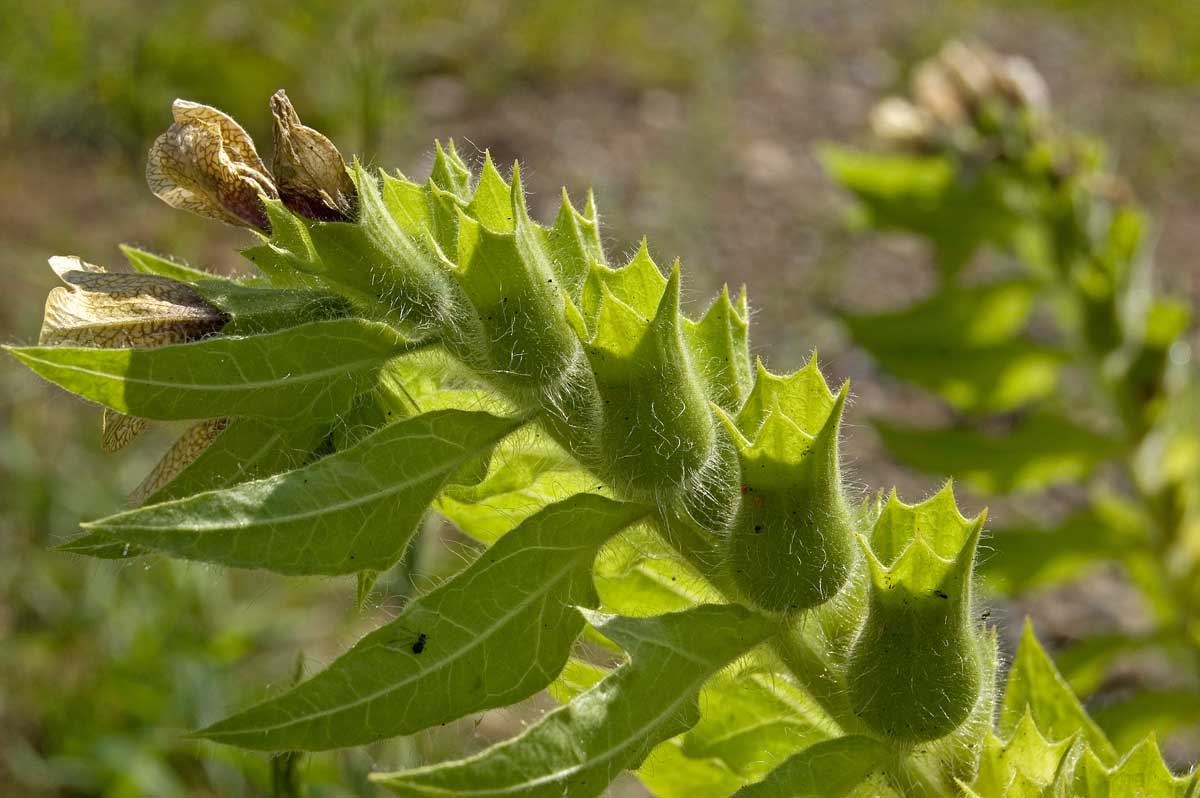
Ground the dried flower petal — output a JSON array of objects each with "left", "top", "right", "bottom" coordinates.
[
  {"left": 912, "top": 61, "right": 967, "bottom": 128},
  {"left": 939, "top": 41, "right": 998, "bottom": 104},
  {"left": 147, "top": 100, "right": 278, "bottom": 231},
  {"left": 102, "top": 409, "right": 149, "bottom": 453},
  {"left": 996, "top": 55, "right": 1050, "bottom": 112},
  {"left": 129, "top": 418, "right": 230, "bottom": 505},
  {"left": 270, "top": 90, "right": 357, "bottom": 222},
  {"left": 870, "top": 96, "right": 935, "bottom": 147},
  {"left": 40, "top": 256, "right": 228, "bottom": 348}
]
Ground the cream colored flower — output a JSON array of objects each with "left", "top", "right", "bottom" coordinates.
[
  {"left": 270, "top": 89, "right": 358, "bottom": 222},
  {"left": 147, "top": 100, "right": 278, "bottom": 231}
]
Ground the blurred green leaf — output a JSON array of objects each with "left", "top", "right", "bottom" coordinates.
[
  {"left": 875, "top": 412, "right": 1121, "bottom": 494},
  {"left": 1055, "top": 633, "right": 1170, "bottom": 699},
  {"left": 979, "top": 497, "right": 1141, "bottom": 594},
  {"left": 822, "top": 146, "right": 1028, "bottom": 276},
  {"left": 1092, "top": 689, "right": 1200, "bottom": 756},
  {"left": 844, "top": 280, "right": 1065, "bottom": 414}
]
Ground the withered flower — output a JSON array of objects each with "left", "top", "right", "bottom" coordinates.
[
  {"left": 147, "top": 100, "right": 278, "bottom": 232},
  {"left": 995, "top": 55, "right": 1050, "bottom": 112},
  {"left": 40, "top": 256, "right": 227, "bottom": 349},
  {"left": 270, "top": 89, "right": 358, "bottom": 222},
  {"left": 129, "top": 417, "right": 230, "bottom": 506},
  {"left": 939, "top": 40, "right": 999, "bottom": 105},
  {"left": 40, "top": 255, "right": 229, "bottom": 456},
  {"left": 870, "top": 96, "right": 935, "bottom": 147},
  {"left": 911, "top": 60, "right": 968, "bottom": 128}
]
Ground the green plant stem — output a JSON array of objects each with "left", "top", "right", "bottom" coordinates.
[{"left": 1048, "top": 198, "right": 1200, "bottom": 686}]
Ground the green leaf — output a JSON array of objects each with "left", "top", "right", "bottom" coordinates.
[
  {"left": 971, "top": 709, "right": 1077, "bottom": 797},
  {"left": 637, "top": 740, "right": 745, "bottom": 798},
  {"left": 683, "top": 285, "right": 752, "bottom": 412},
  {"left": 1055, "top": 633, "right": 1170, "bottom": 699},
  {"left": 542, "top": 188, "right": 605, "bottom": 301},
  {"left": 121, "top": 244, "right": 234, "bottom": 284},
  {"left": 1076, "top": 737, "right": 1195, "bottom": 797},
  {"left": 1002, "top": 621, "right": 1118, "bottom": 765},
  {"left": 875, "top": 413, "right": 1121, "bottom": 494},
  {"left": 60, "top": 417, "right": 331, "bottom": 560},
  {"left": 731, "top": 735, "right": 893, "bottom": 798},
  {"left": 979, "top": 497, "right": 1141, "bottom": 595},
  {"left": 581, "top": 238, "right": 668, "bottom": 330},
  {"left": 197, "top": 494, "right": 647, "bottom": 750},
  {"left": 437, "top": 430, "right": 599, "bottom": 544},
  {"left": 843, "top": 280, "right": 1064, "bottom": 413},
  {"left": 466, "top": 153, "right": 515, "bottom": 232},
  {"left": 188, "top": 281, "right": 353, "bottom": 335},
  {"left": 735, "top": 355, "right": 837, "bottom": 440},
  {"left": 430, "top": 139, "right": 472, "bottom": 200},
  {"left": 371, "top": 603, "right": 775, "bottom": 798},
  {"left": 677, "top": 670, "right": 836, "bottom": 779},
  {"left": 593, "top": 523, "right": 721, "bottom": 615},
  {"left": 68, "top": 410, "right": 523, "bottom": 575},
  {"left": 822, "top": 146, "right": 1026, "bottom": 277},
  {"left": 1092, "top": 689, "right": 1200, "bottom": 756},
  {"left": 7, "top": 318, "right": 413, "bottom": 422}
]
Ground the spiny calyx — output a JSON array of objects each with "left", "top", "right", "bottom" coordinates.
[
  {"left": 720, "top": 357, "right": 857, "bottom": 612},
  {"left": 848, "top": 483, "right": 988, "bottom": 742}
]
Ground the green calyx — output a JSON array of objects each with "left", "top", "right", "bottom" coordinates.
[
  {"left": 570, "top": 258, "right": 721, "bottom": 504},
  {"left": 848, "top": 483, "right": 988, "bottom": 743},
  {"left": 448, "top": 162, "right": 588, "bottom": 415},
  {"left": 720, "top": 367, "right": 856, "bottom": 612}
]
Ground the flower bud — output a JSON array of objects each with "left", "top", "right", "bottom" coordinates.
[
  {"left": 269, "top": 90, "right": 358, "bottom": 222},
  {"left": 573, "top": 259, "right": 717, "bottom": 504},
  {"left": 722, "top": 380, "right": 855, "bottom": 612},
  {"left": 847, "top": 484, "right": 987, "bottom": 742},
  {"left": 147, "top": 100, "right": 278, "bottom": 231}
]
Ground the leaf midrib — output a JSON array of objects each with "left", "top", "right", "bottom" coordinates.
[
  {"left": 207, "top": 543, "right": 592, "bottom": 739},
  {"left": 90, "top": 424, "right": 514, "bottom": 532}
]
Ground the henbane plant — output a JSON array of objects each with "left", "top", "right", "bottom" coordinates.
[
  {"left": 830, "top": 38, "right": 1200, "bottom": 766},
  {"left": 6, "top": 81, "right": 1196, "bottom": 796}
]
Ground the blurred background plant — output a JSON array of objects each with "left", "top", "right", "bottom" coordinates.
[
  {"left": 2, "top": 1, "right": 1200, "bottom": 795},
  {"left": 827, "top": 36, "right": 1200, "bottom": 764}
]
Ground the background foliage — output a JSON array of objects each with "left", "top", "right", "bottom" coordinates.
[{"left": 3, "top": 1, "right": 1200, "bottom": 796}]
